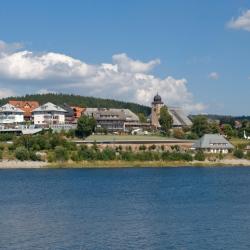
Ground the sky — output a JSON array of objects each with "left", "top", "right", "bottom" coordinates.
[{"left": 0, "top": 0, "right": 249, "bottom": 115}]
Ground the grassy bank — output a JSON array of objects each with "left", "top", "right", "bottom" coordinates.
[{"left": 47, "top": 160, "right": 250, "bottom": 169}]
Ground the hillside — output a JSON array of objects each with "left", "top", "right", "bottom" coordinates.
[{"left": 0, "top": 93, "right": 151, "bottom": 116}]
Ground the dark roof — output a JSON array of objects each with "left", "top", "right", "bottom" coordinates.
[
  {"left": 62, "top": 103, "right": 74, "bottom": 117},
  {"left": 153, "top": 94, "right": 163, "bottom": 104}
]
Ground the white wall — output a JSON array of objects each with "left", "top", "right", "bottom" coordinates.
[
  {"left": 33, "top": 112, "right": 65, "bottom": 125},
  {"left": 0, "top": 113, "right": 24, "bottom": 124}
]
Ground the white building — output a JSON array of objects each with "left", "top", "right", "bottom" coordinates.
[
  {"left": 32, "top": 102, "right": 66, "bottom": 126},
  {"left": 192, "top": 134, "right": 234, "bottom": 154},
  {"left": 0, "top": 103, "right": 24, "bottom": 124}
]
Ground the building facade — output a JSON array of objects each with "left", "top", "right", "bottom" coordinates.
[
  {"left": 84, "top": 108, "right": 139, "bottom": 132},
  {"left": 0, "top": 104, "right": 24, "bottom": 124},
  {"left": 32, "top": 102, "right": 66, "bottom": 126},
  {"left": 8, "top": 100, "right": 39, "bottom": 120}
]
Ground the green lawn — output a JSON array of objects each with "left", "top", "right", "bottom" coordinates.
[
  {"left": 230, "top": 137, "right": 249, "bottom": 147},
  {"left": 85, "top": 134, "right": 173, "bottom": 141}
]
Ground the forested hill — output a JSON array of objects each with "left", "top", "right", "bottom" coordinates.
[{"left": 0, "top": 93, "right": 151, "bottom": 116}]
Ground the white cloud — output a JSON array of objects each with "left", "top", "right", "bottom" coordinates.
[
  {"left": 0, "top": 51, "right": 95, "bottom": 79},
  {"left": 0, "top": 40, "right": 204, "bottom": 113},
  {"left": 228, "top": 10, "right": 250, "bottom": 31},
  {"left": 208, "top": 72, "right": 219, "bottom": 80},
  {"left": 112, "top": 53, "right": 160, "bottom": 73}
]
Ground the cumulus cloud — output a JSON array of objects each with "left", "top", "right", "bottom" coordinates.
[
  {"left": 208, "top": 72, "right": 219, "bottom": 80},
  {"left": 228, "top": 10, "right": 250, "bottom": 31},
  {"left": 112, "top": 53, "right": 160, "bottom": 73},
  {"left": 0, "top": 40, "right": 204, "bottom": 113}
]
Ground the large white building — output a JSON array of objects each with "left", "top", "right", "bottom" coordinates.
[
  {"left": 32, "top": 102, "right": 66, "bottom": 126},
  {"left": 0, "top": 104, "right": 24, "bottom": 124}
]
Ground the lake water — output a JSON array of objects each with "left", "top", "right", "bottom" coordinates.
[{"left": 1, "top": 167, "right": 250, "bottom": 250}]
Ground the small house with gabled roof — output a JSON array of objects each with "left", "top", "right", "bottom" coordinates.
[
  {"left": 192, "top": 134, "right": 234, "bottom": 154},
  {"left": 0, "top": 103, "right": 24, "bottom": 124}
]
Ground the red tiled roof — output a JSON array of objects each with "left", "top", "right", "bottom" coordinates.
[
  {"left": 9, "top": 100, "right": 40, "bottom": 117},
  {"left": 71, "top": 106, "right": 85, "bottom": 119}
]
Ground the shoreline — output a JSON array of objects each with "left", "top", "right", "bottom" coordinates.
[{"left": 1, "top": 159, "right": 250, "bottom": 169}]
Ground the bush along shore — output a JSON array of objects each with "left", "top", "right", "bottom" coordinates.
[{"left": 0, "top": 131, "right": 250, "bottom": 168}]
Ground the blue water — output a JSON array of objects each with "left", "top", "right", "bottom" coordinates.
[{"left": 1, "top": 167, "right": 250, "bottom": 250}]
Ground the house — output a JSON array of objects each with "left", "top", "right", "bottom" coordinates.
[
  {"left": 8, "top": 100, "right": 39, "bottom": 120},
  {"left": 84, "top": 108, "right": 139, "bottom": 132},
  {"left": 61, "top": 104, "right": 85, "bottom": 123},
  {"left": 151, "top": 94, "right": 192, "bottom": 128},
  {"left": 32, "top": 102, "right": 66, "bottom": 126},
  {"left": 192, "top": 134, "right": 234, "bottom": 154},
  {"left": 0, "top": 103, "right": 24, "bottom": 124}
]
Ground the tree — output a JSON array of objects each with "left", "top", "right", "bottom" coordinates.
[
  {"left": 191, "top": 115, "right": 209, "bottom": 137},
  {"left": 194, "top": 150, "right": 205, "bottom": 161},
  {"left": 233, "top": 149, "right": 244, "bottom": 159},
  {"left": 138, "top": 113, "right": 147, "bottom": 123},
  {"left": 222, "top": 124, "right": 234, "bottom": 138},
  {"left": 208, "top": 122, "right": 221, "bottom": 134},
  {"left": 76, "top": 116, "right": 96, "bottom": 138},
  {"left": 159, "top": 106, "right": 173, "bottom": 135}
]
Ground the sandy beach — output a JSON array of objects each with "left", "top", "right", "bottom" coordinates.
[{"left": 0, "top": 160, "right": 48, "bottom": 169}]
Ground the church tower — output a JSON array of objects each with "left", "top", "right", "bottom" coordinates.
[{"left": 151, "top": 93, "right": 164, "bottom": 128}]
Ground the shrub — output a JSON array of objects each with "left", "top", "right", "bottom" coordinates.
[
  {"left": 15, "top": 146, "right": 30, "bottom": 161},
  {"left": 54, "top": 146, "right": 69, "bottom": 162},
  {"left": 185, "top": 132, "right": 198, "bottom": 140},
  {"left": 101, "top": 147, "right": 116, "bottom": 160},
  {"left": 182, "top": 153, "right": 193, "bottom": 162},
  {"left": 139, "top": 145, "right": 147, "bottom": 151},
  {"left": 77, "top": 147, "right": 96, "bottom": 160},
  {"left": 171, "top": 145, "right": 180, "bottom": 152},
  {"left": 194, "top": 150, "right": 205, "bottom": 161},
  {"left": 173, "top": 128, "right": 185, "bottom": 139},
  {"left": 47, "top": 152, "right": 55, "bottom": 163},
  {"left": 71, "top": 151, "right": 80, "bottom": 161},
  {"left": 0, "top": 150, "right": 3, "bottom": 160},
  {"left": 29, "top": 151, "right": 41, "bottom": 161},
  {"left": 8, "top": 144, "right": 16, "bottom": 151},
  {"left": 233, "top": 149, "right": 244, "bottom": 159},
  {"left": 0, "top": 133, "right": 15, "bottom": 141},
  {"left": 120, "top": 151, "right": 135, "bottom": 161},
  {"left": 149, "top": 144, "right": 156, "bottom": 151},
  {"left": 245, "top": 151, "right": 250, "bottom": 160}
]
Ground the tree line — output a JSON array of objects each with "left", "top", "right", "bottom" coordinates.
[{"left": 0, "top": 93, "right": 151, "bottom": 116}]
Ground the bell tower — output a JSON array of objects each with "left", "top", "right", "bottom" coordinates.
[{"left": 151, "top": 93, "right": 164, "bottom": 128}]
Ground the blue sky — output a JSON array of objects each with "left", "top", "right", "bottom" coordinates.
[{"left": 0, "top": 0, "right": 249, "bottom": 115}]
